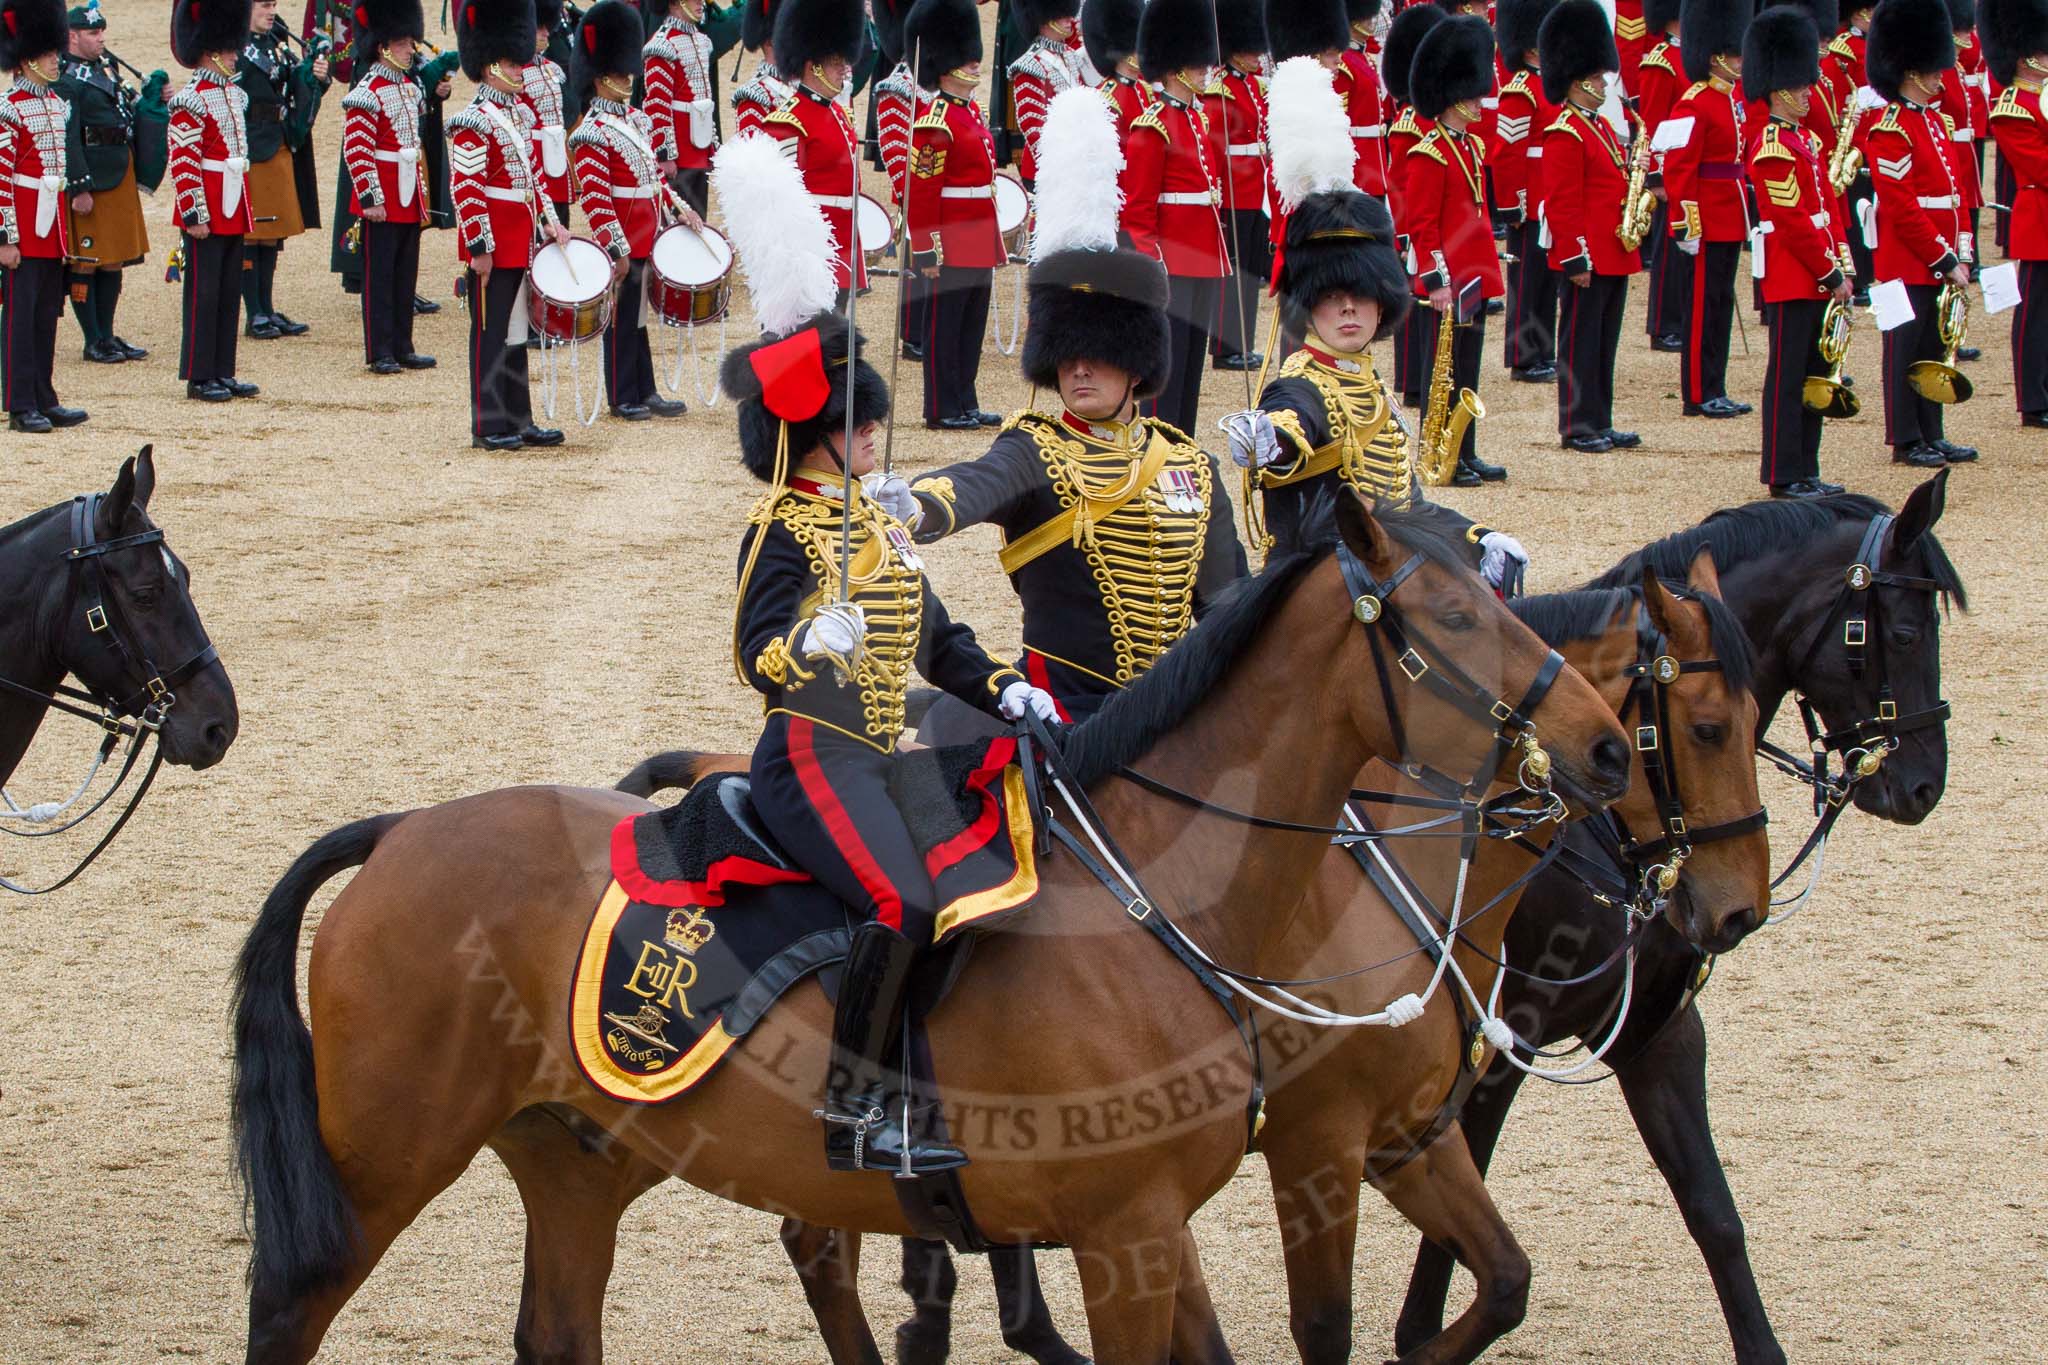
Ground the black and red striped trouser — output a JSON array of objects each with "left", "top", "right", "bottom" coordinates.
[
  {"left": 359, "top": 219, "right": 420, "bottom": 363},
  {"left": 2, "top": 255, "right": 62, "bottom": 413},
  {"left": 2012, "top": 260, "right": 2048, "bottom": 418},
  {"left": 1678, "top": 239, "right": 1739, "bottom": 405},
  {"left": 467, "top": 264, "right": 532, "bottom": 437},
  {"left": 1879, "top": 281, "right": 1946, "bottom": 449},
  {"left": 178, "top": 231, "right": 242, "bottom": 384},
  {"left": 1760, "top": 298, "right": 1825, "bottom": 487}
]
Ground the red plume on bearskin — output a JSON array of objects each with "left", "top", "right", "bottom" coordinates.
[
  {"left": 348, "top": 0, "right": 425, "bottom": 66},
  {"left": 0, "top": 0, "right": 64, "bottom": 71},
  {"left": 572, "top": 0, "right": 643, "bottom": 95},
  {"left": 169, "top": 0, "right": 251, "bottom": 68}
]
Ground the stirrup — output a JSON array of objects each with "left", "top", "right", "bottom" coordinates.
[{"left": 816, "top": 1101, "right": 889, "bottom": 1169}]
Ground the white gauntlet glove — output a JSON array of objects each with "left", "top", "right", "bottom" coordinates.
[
  {"left": 801, "top": 602, "right": 866, "bottom": 661},
  {"left": 863, "top": 472, "right": 921, "bottom": 530},
  {"left": 1676, "top": 235, "right": 1701, "bottom": 257},
  {"left": 998, "top": 681, "right": 1061, "bottom": 723},
  {"left": 1479, "top": 531, "right": 1530, "bottom": 596},
  {"left": 1220, "top": 409, "right": 1283, "bottom": 469}
]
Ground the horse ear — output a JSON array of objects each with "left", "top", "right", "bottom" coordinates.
[
  {"left": 1893, "top": 466, "right": 1949, "bottom": 548},
  {"left": 1641, "top": 563, "right": 1682, "bottom": 640},
  {"left": 1333, "top": 488, "right": 1395, "bottom": 568},
  {"left": 97, "top": 456, "right": 138, "bottom": 539},
  {"left": 1684, "top": 545, "right": 1721, "bottom": 599},
  {"left": 131, "top": 445, "right": 157, "bottom": 514}
]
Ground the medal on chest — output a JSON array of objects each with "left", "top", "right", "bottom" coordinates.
[
  {"left": 1155, "top": 467, "right": 1203, "bottom": 515},
  {"left": 885, "top": 525, "right": 924, "bottom": 573}
]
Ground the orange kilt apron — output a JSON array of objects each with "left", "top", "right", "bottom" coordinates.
[
  {"left": 66, "top": 159, "right": 149, "bottom": 267},
  {"left": 245, "top": 147, "right": 305, "bottom": 243}
]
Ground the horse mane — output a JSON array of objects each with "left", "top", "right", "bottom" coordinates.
[
  {"left": 1512, "top": 584, "right": 1757, "bottom": 698},
  {"left": 1585, "top": 494, "right": 1968, "bottom": 613},
  {"left": 1061, "top": 504, "right": 1472, "bottom": 788}
]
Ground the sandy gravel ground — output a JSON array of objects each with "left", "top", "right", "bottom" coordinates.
[{"left": 1, "top": 11, "right": 2043, "bottom": 1362}]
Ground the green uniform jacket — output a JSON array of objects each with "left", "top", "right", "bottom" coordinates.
[{"left": 55, "top": 53, "right": 135, "bottom": 194}]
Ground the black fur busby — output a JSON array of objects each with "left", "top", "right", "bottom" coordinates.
[
  {"left": 1495, "top": 0, "right": 1557, "bottom": 72},
  {"left": 1024, "top": 250, "right": 1173, "bottom": 397},
  {"left": 169, "top": 0, "right": 252, "bottom": 67},
  {"left": 740, "top": 0, "right": 776, "bottom": 51},
  {"left": 1266, "top": 0, "right": 1351, "bottom": 61},
  {"left": 772, "top": 0, "right": 867, "bottom": 75},
  {"left": 1139, "top": 0, "right": 1221, "bottom": 80},
  {"left": 1410, "top": 12, "right": 1496, "bottom": 119},
  {"left": 1381, "top": 1, "right": 1444, "bottom": 104},
  {"left": 871, "top": 0, "right": 910, "bottom": 65},
  {"left": 1645, "top": 0, "right": 1685, "bottom": 31},
  {"left": 1537, "top": 0, "right": 1618, "bottom": 104},
  {"left": 1344, "top": 0, "right": 1384, "bottom": 26},
  {"left": 536, "top": 0, "right": 564, "bottom": 30},
  {"left": 1742, "top": 6, "right": 1820, "bottom": 100},
  {"left": 347, "top": 0, "right": 425, "bottom": 65},
  {"left": 0, "top": 0, "right": 65, "bottom": 68},
  {"left": 905, "top": 0, "right": 979, "bottom": 87},
  {"left": 1783, "top": 0, "right": 1840, "bottom": 34},
  {"left": 574, "top": 0, "right": 643, "bottom": 93},
  {"left": 1083, "top": 0, "right": 1143, "bottom": 73},
  {"left": 1276, "top": 189, "right": 1412, "bottom": 341},
  {"left": 1947, "top": 0, "right": 1977, "bottom": 27},
  {"left": 1014, "top": 0, "right": 1082, "bottom": 34},
  {"left": 455, "top": 0, "right": 538, "bottom": 81},
  {"left": 1868, "top": 0, "right": 1957, "bottom": 97},
  {"left": 1679, "top": 0, "right": 1751, "bottom": 81},
  {"left": 1982, "top": 0, "right": 2048, "bottom": 85},
  {"left": 722, "top": 314, "right": 891, "bottom": 480},
  {"left": 1218, "top": 0, "right": 1269, "bottom": 56}
]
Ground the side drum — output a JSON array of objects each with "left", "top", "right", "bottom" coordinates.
[
  {"left": 648, "top": 223, "right": 735, "bottom": 327},
  {"left": 995, "top": 173, "right": 1029, "bottom": 260},
  {"left": 528, "top": 237, "right": 617, "bottom": 344},
  {"left": 857, "top": 192, "right": 898, "bottom": 268}
]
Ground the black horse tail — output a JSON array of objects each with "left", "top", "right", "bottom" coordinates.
[
  {"left": 231, "top": 812, "right": 404, "bottom": 1309},
  {"left": 615, "top": 749, "right": 745, "bottom": 797}
]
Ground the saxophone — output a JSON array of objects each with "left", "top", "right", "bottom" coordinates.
[
  {"left": 1618, "top": 112, "right": 1657, "bottom": 251},
  {"left": 1827, "top": 87, "right": 1864, "bottom": 194},
  {"left": 1417, "top": 301, "right": 1485, "bottom": 486}
]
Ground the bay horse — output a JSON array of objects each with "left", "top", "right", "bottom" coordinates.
[
  {"left": 1393, "top": 472, "right": 1965, "bottom": 1365},
  {"left": 1, "top": 448, "right": 238, "bottom": 893},
  {"left": 230, "top": 497, "right": 1632, "bottom": 1365}
]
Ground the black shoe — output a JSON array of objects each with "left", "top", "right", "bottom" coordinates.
[
  {"left": 42, "top": 404, "right": 86, "bottom": 427},
  {"left": 525, "top": 335, "right": 544, "bottom": 351},
  {"left": 1511, "top": 363, "right": 1557, "bottom": 383},
  {"left": 927, "top": 414, "right": 983, "bottom": 430},
  {"left": 222, "top": 378, "right": 260, "bottom": 399},
  {"left": 397, "top": 352, "right": 436, "bottom": 370},
  {"left": 186, "top": 380, "right": 233, "bottom": 402},
  {"left": 1892, "top": 443, "right": 1947, "bottom": 468},
  {"left": 1450, "top": 461, "right": 1485, "bottom": 488},
  {"left": 646, "top": 395, "right": 687, "bottom": 418},
  {"left": 369, "top": 357, "right": 402, "bottom": 375},
  {"left": 611, "top": 403, "right": 652, "bottom": 420},
  {"left": 901, "top": 343, "right": 924, "bottom": 362},
  {"left": 1725, "top": 399, "right": 1753, "bottom": 415},
  {"left": 269, "top": 312, "right": 310, "bottom": 337},
  {"left": 8, "top": 410, "right": 53, "bottom": 433},
  {"left": 1933, "top": 438, "right": 1979, "bottom": 463},
  {"left": 1651, "top": 334, "right": 1684, "bottom": 353},
  {"left": 246, "top": 316, "right": 283, "bottom": 340},
  {"left": 412, "top": 293, "right": 440, "bottom": 315},
  {"left": 471, "top": 432, "right": 523, "bottom": 451},
  {"left": 83, "top": 338, "right": 126, "bottom": 363},
  {"left": 1484, "top": 298, "right": 1505, "bottom": 316},
  {"left": 1603, "top": 429, "right": 1642, "bottom": 449},
  {"left": 1814, "top": 479, "right": 1845, "bottom": 494},
  {"left": 1684, "top": 397, "right": 1745, "bottom": 418},
  {"left": 819, "top": 923, "right": 968, "bottom": 1176},
  {"left": 1956, "top": 345, "right": 1982, "bottom": 363},
  {"left": 971, "top": 409, "right": 1003, "bottom": 426},
  {"left": 2023, "top": 411, "right": 2048, "bottom": 429},
  {"left": 1464, "top": 452, "right": 1508, "bottom": 481},
  {"left": 111, "top": 336, "right": 147, "bottom": 360},
  {"left": 1852, "top": 290, "right": 1870, "bottom": 308},
  {"left": 1770, "top": 479, "right": 1830, "bottom": 499},
  {"left": 1212, "top": 352, "right": 1263, "bottom": 371},
  {"left": 1564, "top": 434, "right": 1614, "bottom": 453},
  {"left": 520, "top": 424, "right": 565, "bottom": 447}
]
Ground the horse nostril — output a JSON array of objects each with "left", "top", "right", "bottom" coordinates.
[
  {"left": 1911, "top": 781, "right": 1941, "bottom": 813},
  {"left": 1590, "top": 734, "right": 1630, "bottom": 792},
  {"left": 203, "top": 721, "right": 233, "bottom": 755}
]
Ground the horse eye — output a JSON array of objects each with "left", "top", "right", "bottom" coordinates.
[
  {"left": 1691, "top": 723, "right": 1725, "bottom": 746},
  {"left": 1437, "top": 612, "right": 1475, "bottom": 632},
  {"left": 1889, "top": 627, "right": 1919, "bottom": 648}
]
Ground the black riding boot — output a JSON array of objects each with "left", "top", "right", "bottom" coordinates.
[
  {"left": 1460, "top": 447, "right": 1507, "bottom": 484},
  {"left": 820, "top": 922, "right": 967, "bottom": 1175}
]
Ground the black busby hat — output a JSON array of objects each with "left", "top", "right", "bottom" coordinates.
[
  {"left": 904, "top": 0, "right": 979, "bottom": 87},
  {"left": 1679, "top": 0, "right": 1751, "bottom": 81},
  {"left": 1743, "top": 6, "right": 1820, "bottom": 100},
  {"left": 0, "top": 0, "right": 66, "bottom": 68},
  {"left": 535, "top": 0, "right": 563, "bottom": 29},
  {"left": 1139, "top": 0, "right": 1221, "bottom": 80},
  {"left": 1946, "top": 0, "right": 1977, "bottom": 27},
  {"left": 1381, "top": 1, "right": 1444, "bottom": 103},
  {"left": 772, "top": 0, "right": 867, "bottom": 75},
  {"left": 1868, "top": 0, "right": 1957, "bottom": 97},
  {"left": 1266, "top": 0, "right": 1351, "bottom": 61},
  {"left": 455, "top": 0, "right": 538, "bottom": 81},
  {"left": 1278, "top": 190, "right": 1411, "bottom": 340},
  {"left": 1495, "top": 0, "right": 1557, "bottom": 73},
  {"left": 1983, "top": 0, "right": 2048, "bottom": 84},
  {"left": 170, "top": 0, "right": 252, "bottom": 67},
  {"left": 573, "top": 0, "right": 642, "bottom": 90},
  {"left": 1537, "top": 0, "right": 1618, "bottom": 103},
  {"left": 740, "top": 0, "right": 776, "bottom": 50},
  {"left": 1783, "top": 0, "right": 1840, "bottom": 34},
  {"left": 1645, "top": 0, "right": 1684, "bottom": 30},
  {"left": 722, "top": 314, "right": 891, "bottom": 479},
  {"left": 347, "top": 0, "right": 425, "bottom": 64},
  {"left": 871, "top": 0, "right": 909, "bottom": 65},
  {"left": 1014, "top": 0, "right": 1082, "bottom": 33},
  {"left": 1082, "top": 0, "right": 1143, "bottom": 73},
  {"left": 1217, "top": 0, "right": 1269, "bottom": 55},
  {"left": 1410, "top": 12, "right": 1495, "bottom": 119},
  {"left": 1344, "top": 0, "right": 1384, "bottom": 25}
]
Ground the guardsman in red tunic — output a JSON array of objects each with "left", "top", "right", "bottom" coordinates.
[
  {"left": 1986, "top": 0, "right": 2048, "bottom": 426},
  {"left": 1868, "top": 0, "right": 1977, "bottom": 466},
  {"left": 169, "top": 0, "right": 260, "bottom": 405},
  {"left": 1746, "top": 6, "right": 1852, "bottom": 497},
  {"left": 1339, "top": 0, "right": 1391, "bottom": 199},
  {"left": 1638, "top": 0, "right": 1686, "bottom": 349},
  {"left": 1541, "top": 0, "right": 1641, "bottom": 453},
  {"left": 521, "top": 0, "right": 570, "bottom": 223},
  {"left": 451, "top": 0, "right": 565, "bottom": 450},
  {"left": 1406, "top": 12, "right": 1505, "bottom": 484},
  {"left": 1494, "top": 0, "right": 1560, "bottom": 383},
  {"left": 1211, "top": 0, "right": 1269, "bottom": 371},
  {"left": 729, "top": 0, "right": 793, "bottom": 138},
  {"left": 904, "top": 0, "right": 1002, "bottom": 430},
  {"left": 1938, "top": 0, "right": 1984, "bottom": 280},
  {"left": 1084, "top": 0, "right": 1150, "bottom": 138},
  {"left": 761, "top": 0, "right": 865, "bottom": 294},
  {"left": 1616, "top": 0, "right": 1649, "bottom": 99},
  {"left": 644, "top": 0, "right": 719, "bottom": 215},
  {"left": 1665, "top": 0, "right": 1752, "bottom": 419},
  {"left": 1382, "top": 2, "right": 1444, "bottom": 405},
  {"left": 342, "top": 0, "right": 434, "bottom": 374},
  {"left": 1120, "top": 0, "right": 1228, "bottom": 436},
  {"left": 0, "top": 0, "right": 84, "bottom": 431},
  {"left": 1006, "top": 0, "right": 1086, "bottom": 187},
  {"left": 1836, "top": 4, "right": 1879, "bottom": 292},
  {"left": 870, "top": 0, "right": 926, "bottom": 360}
]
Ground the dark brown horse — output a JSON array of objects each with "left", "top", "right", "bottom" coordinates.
[{"left": 231, "top": 497, "right": 1631, "bottom": 1364}]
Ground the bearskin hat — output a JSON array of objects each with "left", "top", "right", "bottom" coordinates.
[
  {"left": 1014, "top": 0, "right": 1081, "bottom": 34},
  {"left": 1645, "top": 0, "right": 1685, "bottom": 31},
  {"left": 1947, "top": 0, "right": 1978, "bottom": 27},
  {"left": 1410, "top": 12, "right": 1496, "bottom": 119},
  {"left": 1139, "top": 0, "right": 1221, "bottom": 80},
  {"left": 1279, "top": 191, "right": 1410, "bottom": 340},
  {"left": 1083, "top": 0, "right": 1143, "bottom": 74},
  {"left": 574, "top": 0, "right": 643, "bottom": 90},
  {"left": 1869, "top": 0, "right": 1957, "bottom": 97},
  {"left": 0, "top": 0, "right": 66, "bottom": 69},
  {"left": 871, "top": 0, "right": 910, "bottom": 65},
  {"left": 1679, "top": 0, "right": 1751, "bottom": 81},
  {"left": 773, "top": 0, "right": 866, "bottom": 74},
  {"left": 1344, "top": 0, "right": 1384, "bottom": 26},
  {"left": 1782, "top": 0, "right": 1840, "bottom": 35},
  {"left": 1266, "top": 0, "right": 1351, "bottom": 61},
  {"left": 741, "top": 0, "right": 776, "bottom": 50},
  {"left": 169, "top": 0, "right": 252, "bottom": 67},
  {"left": 1218, "top": 0, "right": 1270, "bottom": 56},
  {"left": 905, "top": 0, "right": 978, "bottom": 87},
  {"left": 1537, "top": 0, "right": 1618, "bottom": 104},
  {"left": 722, "top": 314, "right": 891, "bottom": 480},
  {"left": 347, "top": 0, "right": 425, "bottom": 65},
  {"left": 1982, "top": 0, "right": 2048, "bottom": 84},
  {"left": 455, "top": 0, "right": 537, "bottom": 81},
  {"left": 536, "top": 0, "right": 564, "bottom": 30},
  {"left": 1381, "top": 2, "right": 1444, "bottom": 104},
  {"left": 1742, "top": 6, "right": 1820, "bottom": 100},
  {"left": 1495, "top": 0, "right": 1557, "bottom": 73}
]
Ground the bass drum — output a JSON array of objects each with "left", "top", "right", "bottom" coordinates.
[
  {"left": 648, "top": 223, "right": 734, "bottom": 327},
  {"left": 528, "top": 237, "right": 617, "bottom": 345},
  {"left": 857, "top": 192, "right": 898, "bottom": 268},
  {"left": 994, "top": 172, "right": 1029, "bottom": 261}
]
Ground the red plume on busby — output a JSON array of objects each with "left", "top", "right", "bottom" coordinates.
[
  {"left": 349, "top": 0, "right": 426, "bottom": 65},
  {"left": 170, "top": 0, "right": 252, "bottom": 68},
  {"left": 1679, "top": 0, "right": 1753, "bottom": 83},
  {"left": 1139, "top": 0, "right": 1222, "bottom": 81},
  {"left": 1266, "top": 0, "right": 1350, "bottom": 62},
  {"left": 0, "top": 0, "right": 65, "bottom": 70},
  {"left": 1982, "top": 0, "right": 2048, "bottom": 85},
  {"left": 573, "top": 0, "right": 642, "bottom": 96},
  {"left": 772, "top": 0, "right": 867, "bottom": 77},
  {"left": 1409, "top": 12, "right": 1496, "bottom": 120},
  {"left": 1537, "top": 0, "right": 1618, "bottom": 105},
  {"left": 1742, "top": 5, "right": 1821, "bottom": 101},
  {"left": 1868, "top": 0, "right": 1957, "bottom": 98},
  {"left": 1217, "top": 0, "right": 1270, "bottom": 56},
  {"left": 904, "top": 0, "right": 979, "bottom": 88},
  {"left": 455, "top": 0, "right": 538, "bottom": 81},
  {"left": 1082, "top": 0, "right": 1143, "bottom": 74},
  {"left": 1380, "top": 1, "right": 1444, "bottom": 105},
  {"left": 1495, "top": 0, "right": 1558, "bottom": 74}
]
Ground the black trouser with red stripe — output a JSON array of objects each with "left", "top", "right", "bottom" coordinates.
[
  {"left": 467, "top": 265, "right": 532, "bottom": 438},
  {"left": 1149, "top": 274, "right": 1222, "bottom": 436},
  {"left": 1213, "top": 207, "right": 1270, "bottom": 362},
  {"left": 2013, "top": 260, "right": 2048, "bottom": 418},
  {"left": 750, "top": 714, "right": 938, "bottom": 946},
  {"left": 179, "top": 231, "right": 243, "bottom": 384},
  {"left": 1505, "top": 218, "right": 1557, "bottom": 370},
  {"left": 1558, "top": 273, "right": 1626, "bottom": 441},
  {"left": 1417, "top": 301, "right": 1486, "bottom": 466},
  {"left": 1881, "top": 281, "right": 1946, "bottom": 449},
  {"left": 922, "top": 264, "right": 991, "bottom": 423},
  {"left": 898, "top": 266, "right": 927, "bottom": 355},
  {"left": 1761, "top": 298, "right": 1825, "bottom": 487},
  {"left": 2, "top": 256, "right": 62, "bottom": 414},
  {"left": 605, "top": 259, "right": 656, "bottom": 408},
  {"left": 1996, "top": 154, "right": 2016, "bottom": 254},
  {"left": 360, "top": 219, "right": 420, "bottom": 363},
  {"left": 1646, "top": 202, "right": 1685, "bottom": 339},
  {"left": 1680, "top": 240, "right": 1739, "bottom": 405}
]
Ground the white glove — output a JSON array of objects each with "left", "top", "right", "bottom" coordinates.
[
  {"left": 863, "top": 472, "right": 921, "bottom": 530},
  {"left": 998, "top": 680, "right": 1061, "bottom": 723},
  {"left": 1220, "top": 409, "right": 1282, "bottom": 469},
  {"left": 1479, "top": 531, "right": 1529, "bottom": 594},
  {"left": 1675, "top": 235, "right": 1701, "bottom": 257},
  {"left": 801, "top": 602, "right": 865, "bottom": 660}
]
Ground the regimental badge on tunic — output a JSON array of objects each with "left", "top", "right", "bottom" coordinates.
[
  {"left": 1156, "top": 467, "right": 1202, "bottom": 515},
  {"left": 887, "top": 524, "right": 925, "bottom": 571}
]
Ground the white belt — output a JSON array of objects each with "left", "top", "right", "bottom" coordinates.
[
  {"left": 1952, "top": 129, "right": 1975, "bottom": 142},
  {"left": 1481, "top": 97, "right": 1499, "bottom": 110},
  {"left": 1158, "top": 191, "right": 1218, "bottom": 205},
  {"left": 614, "top": 186, "right": 656, "bottom": 199},
  {"left": 201, "top": 156, "right": 250, "bottom": 220},
  {"left": 374, "top": 146, "right": 421, "bottom": 208},
  {"left": 11, "top": 172, "right": 60, "bottom": 239},
  {"left": 1918, "top": 194, "right": 1957, "bottom": 209},
  {"left": 1228, "top": 142, "right": 1265, "bottom": 157},
  {"left": 1350, "top": 124, "right": 1385, "bottom": 138},
  {"left": 536, "top": 123, "right": 567, "bottom": 178},
  {"left": 810, "top": 193, "right": 855, "bottom": 209},
  {"left": 1525, "top": 147, "right": 1543, "bottom": 159},
  {"left": 483, "top": 186, "right": 529, "bottom": 202},
  {"left": 940, "top": 185, "right": 993, "bottom": 199},
  {"left": 1813, "top": 211, "right": 1831, "bottom": 228},
  {"left": 1966, "top": 73, "right": 1988, "bottom": 90}
]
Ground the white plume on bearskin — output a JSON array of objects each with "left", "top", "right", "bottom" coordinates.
[
  {"left": 711, "top": 133, "right": 841, "bottom": 338},
  {"left": 1029, "top": 86, "right": 1125, "bottom": 261},
  {"left": 1268, "top": 56, "right": 1355, "bottom": 214}
]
